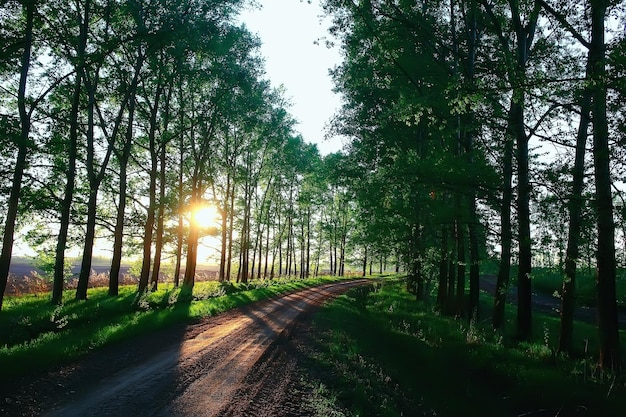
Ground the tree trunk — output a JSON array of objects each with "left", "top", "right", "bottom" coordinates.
[
  {"left": 493, "top": 136, "right": 513, "bottom": 329},
  {"left": 183, "top": 185, "right": 201, "bottom": 289},
  {"left": 558, "top": 59, "right": 591, "bottom": 354},
  {"left": 362, "top": 245, "right": 368, "bottom": 277},
  {"left": 0, "top": 1, "right": 34, "bottom": 310},
  {"left": 76, "top": 84, "right": 100, "bottom": 301},
  {"left": 263, "top": 213, "right": 271, "bottom": 279},
  {"left": 590, "top": 0, "right": 620, "bottom": 372},
  {"left": 436, "top": 226, "right": 448, "bottom": 310},
  {"left": 77, "top": 48, "right": 132, "bottom": 299},
  {"left": 446, "top": 228, "right": 457, "bottom": 315},
  {"left": 173, "top": 91, "right": 185, "bottom": 287},
  {"left": 226, "top": 180, "right": 236, "bottom": 280},
  {"left": 52, "top": 0, "right": 89, "bottom": 305},
  {"left": 150, "top": 142, "right": 167, "bottom": 290},
  {"left": 110, "top": 53, "right": 142, "bottom": 297},
  {"left": 455, "top": 218, "right": 466, "bottom": 317},
  {"left": 467, "top": 207, "right": 480, "bottom": 320},
  {"left": 219, "top": 172, "right": 230, "bottom": 282},
  {"left": 306, "top": 207, "right": 311, "bottom": 278},
  {"left": 515, "top": 95, "right": 533, "bottom": 340},
  {"left": 109, "top": 137, "right": 133, "bottom": 297},
  {"left": 139, "top": 82, "right": 164, "bottom": 293}
]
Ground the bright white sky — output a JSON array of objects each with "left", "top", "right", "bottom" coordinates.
[{"left": 238, "top": 0, "right": 345, "bottom": 155}]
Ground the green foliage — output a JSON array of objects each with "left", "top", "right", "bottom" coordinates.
[
  {"left": 302, "top": 278, "right": 626, "bottom": 417},
  {"left": 30, "top": 251, "right": 73, "bottom": 283}
]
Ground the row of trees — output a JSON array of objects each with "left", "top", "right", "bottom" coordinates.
[
  {"left": 2, "top": 0, "right": 624, "bottom": 373},
  {"left": 321, "top": 0, "right": 625, "bottom": 371},
  {"left": 0, "top": 0, "right": 377, "bottom": 313}
]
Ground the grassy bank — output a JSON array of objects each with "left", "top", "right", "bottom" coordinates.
[
  {"left": 301, "top": 277, "right": 626, "bottom": 417},
  {"left": 0, "top": 276, "right": 351, "bottom": 380}
]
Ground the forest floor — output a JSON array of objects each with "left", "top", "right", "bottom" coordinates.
[{"left": 1, "top": 279, "right": 371, "bottom": 417}]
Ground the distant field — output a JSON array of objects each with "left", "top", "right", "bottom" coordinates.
[{"left": 5, "top": 258, "right": 220, "bottom": 296}]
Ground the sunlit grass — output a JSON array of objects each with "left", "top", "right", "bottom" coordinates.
[{"left": 0, "top": 275, "right": 353, "bottom": 379}]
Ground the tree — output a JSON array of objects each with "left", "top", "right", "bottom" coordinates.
[
  {"left": 538, "top": 0, "right": 621, "bottom": 371},
  {"left": 0, "top": 0, "right": 37, "bottom": 310}
]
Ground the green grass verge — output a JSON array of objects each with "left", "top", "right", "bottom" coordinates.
[
  {"left": 301, "top": 277, "right": 626, "bottom": 417},
  {"left": 0, "top": 276, "right": 351, "bottom": 380}
]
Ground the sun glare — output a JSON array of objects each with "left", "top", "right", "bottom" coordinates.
[{"left": 192, "top": 205, "right": 220, "bottom": 229}]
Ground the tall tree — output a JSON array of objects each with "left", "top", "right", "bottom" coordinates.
[
  {"left": 539, "top": 0, "right": 621, "bottom": 371},
  {"left": 0, "top": 0, "right": 36, "bottom": 310}
]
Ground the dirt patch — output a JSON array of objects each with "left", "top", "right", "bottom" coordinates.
[{"left": 0, "top": 280, "right": 369, "bottom": 417}]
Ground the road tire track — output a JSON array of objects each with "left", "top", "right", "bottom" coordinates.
[{"left": 6, "top": 279, "right": 370, "bottom": 417}]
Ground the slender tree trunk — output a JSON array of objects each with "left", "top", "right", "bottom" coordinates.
[
  {"left": 263, "top": 211, "right": 271, "bottom": 279},
  {"left": 362, "top": 245, "right": 368, "bottom": 277},
  {"left": 52, "top": 0, "right": 89, "bottom": 305},
  {"left": 226, "top": 180, "right": 236, "bottom": 280},
  {"left": 315, "top": 215, "right": 323, "bottom": 276},
  {"left": 109, "top": 140, "right": 133, "bottom": 297},
  {"left": 183, "top": 183, "right": 202, "bottom": 289},
  {"left": 493, "top": 136, "right": 514, "bottom": 329},
  {"left": 558, "top": 60, "right": 591, "bottom": 354},
  {"left": 515, "top": 95, "right": 533, "bottom": 339},
  {"left": 436, "top": 226, "right": 448, "bottom": 310},
  {"left": 110, "top": 52, "right": 142, "bottom": 297},
  {"left": 333, "top": 222, "right": 338, "bottom": 275},
  {"left": 0, "top": 1, "right": 34, "bottom": 310},
  {"left": 239, "top": 179, "right": 251, "bottom": 283},
  {"left": 110, "top": 82, "right": 138, "bottom": 296},
  {"left": 278, "top": 207, "right": 283, "bottom": 276},
  {"left": 300, "top": 218, "right": 305, "bottom": 279},
  {"left": 77, "top": 49, "right": 132, "bottom": 299},
  {"left": 306, "top": 207, "right": 311, "bottom": 277},
  {"left": 446, "top": 228, "right": 457, "bottom": 315},
  {"left": 455, "top": 217, "right": 466, "bottom": 317},
  {"left": 174, "top": 84, "right": 189, "bottom": 288},
  {"left": 219, "top": 172, "right": 230, "bottom": 282},
  {"left": 76, "top": 84, "right": 99, "bottom": 300},
  {"left": 150, "top": 142, "right": 167, "bottom": 290},
  {"left": 339, "top": 214, "right": 347, "bottom": 277},
  {"left": 139, "top": 82, "right": 164, "bottom": 293},
  {"left": 590, "top": 0, "right": 620, "bottom": 372}
]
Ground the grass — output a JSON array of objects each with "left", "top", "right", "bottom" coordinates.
[
  {"left": 482, "top": 259, "right": 626, "bottom": 308},
  {"left": 301, "top": 277, "right": 626, "bottom": 417},
  {"left": 0, "top": 275, "right": 352, "bottom": 380},
  {"left": 530, "top": 267, "right": 626, "bottom": 308}
]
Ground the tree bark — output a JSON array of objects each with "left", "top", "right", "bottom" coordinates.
[
  {"left": 150, "top": 141, "right": 167, "bottom": 290},
  {"left": 558, "top": 59, "right": 591, "bottom": 354},
  {"left": 455, "top": 217, "right": 466, "bottom": 317},
  {"left": 515, "top": 95, "right": 533, "bottom": 340},
  {"left": 589, "top": 0, "right": 620, "bottom": 372},
  {"left": 110, "top": 53, "right": 143, "bottom": 297},
  {"left": 493, "top": 136, "right": 513, "bottom": 329},
  {"left": 139, "top": 82, "right": 164, "bottom": 294},
  {"left": 436, "top": 226, "right": 448, "bottom": 310},
  {"left": 0, "top": 1, "right": 34, "bottom": 310}
]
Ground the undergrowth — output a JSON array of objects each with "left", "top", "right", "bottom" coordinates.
[{"left": 302, "top": 277, "right": 626, "bottom": 417}]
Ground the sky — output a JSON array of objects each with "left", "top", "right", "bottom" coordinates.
[{"left": 238, "top": 0, "right": 345, "bottom": 155}]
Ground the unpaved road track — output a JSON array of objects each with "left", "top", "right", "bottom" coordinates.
[{"left": 2, "top": 280, "right": 371, "bottom": 417}]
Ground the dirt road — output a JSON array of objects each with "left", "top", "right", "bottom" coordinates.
[{"left": 2, "top": 279, "right": 371, "bottom": 417}]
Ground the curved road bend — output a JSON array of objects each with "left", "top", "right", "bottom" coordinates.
[{"left": 42, "top": 279, "right": 371, "bottom": 417}]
